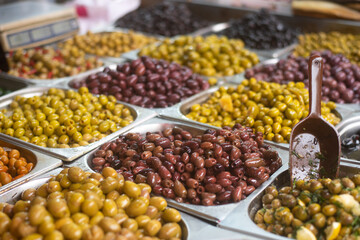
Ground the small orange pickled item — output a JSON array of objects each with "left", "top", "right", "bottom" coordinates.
[
  {"left": 0, "top": 155, "right": 9, "bottom": 165},
  {"left": 14, "top": 159, "right": 27, "bottom": 169},
  {"left": 9, "top": 149, "right": 20, "bottom": 159},
  {"left": 0, "top": 147, "right": 4, "bottom": 155},
  {"left": 8, "top": 158, "right": 16, "bottom": 168},
  {"left": 26, "top": 163, "right": 34, "bottom": 172},
  {"left": 0, "top": 165, "right": 8, "bottom": 173},
  {"left": 8, "top": 167, "right": 16, "bottom": 177},
  {"left": 17, "top": 166, "right": 28, "bottom": 175},
  {"left": 0, "top": 172, "right": 12, "bottom": 185}
]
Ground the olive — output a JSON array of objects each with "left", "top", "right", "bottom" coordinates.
[
  {"left": 7, "top": 47, "right": 103, "bottom": 79},
  {"left": 161, "top": 208, "right": 181, "bottom": 223},
  {"left": 82, "top": 225, "right": 104, "bottom": 240},
  {"left": 81, "top": 200, "right": 99, "bottom": 217},
  {"left": 102, "top": 199, "right": 118, "bottom": 217},
  {"left": 38, "top": 219, "right": 55, "bottom": 236},
  {"left": 139, "top": 35, "right": 258, "bottom": 77},
  {"left": 135, "top": 215, "right": 151, "bottom": 228},
  {"left": 186, "top": 79, "right": 340, "bottom": 143},
  {"left": 149, "top": 197, "right": 167, "bottom": 211},
  {"left": 312, "top": 213, "right": 326, "bottom": 229},
  {"left": 29, "top": 204, "right": 47, "bottom": 226},
  {"left": 144, "top": 219, "right": 161, "bottom": 236},
  {"left": 292, "top": 206, "right": 308, "bottom": 221},
  {"left": 67, "top": 167, "right": 85, "bottom": 183},
  {"left": 99, "top": 217, "right": 120, "bottom": 233},
  {"left": 60, "top": 222, "right": 82, "bottom": 239},
  {"left": 116, "top": 195, "right": 131, "bottom": 209},
  {"left": 47, "top": 199, "right": 69, "bottom": 219},
  {"left": 123, "top": 181, "right": 141, "bottom": 198},
  {"left": 126, "top": 198, "right": 148, "bottom": 217},
  {"left": 100, "top": 177, "right": 118, "bottom": 194},
  {"left": 158, "top": 223, "right": 181, "bottom": 239},
  {"left": 307, "top": 203, "right": 321, "bottom": 216}
]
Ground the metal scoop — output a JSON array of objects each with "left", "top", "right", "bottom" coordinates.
[{"left": 289, "top": 55, "right": 340, "bottom": 184}]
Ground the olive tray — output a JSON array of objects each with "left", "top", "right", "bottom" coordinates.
[
  {"left": 64, "top": 63, "right": 221, "bottom": 115},
  {"left": 74, "top": 116, "right": 290, "bottom": 223},
  {"left": 159, "top": 83, "right": 357, "bottom": 153},
  {"left": 198, "top": 22, "right": 297, "bottom": 59},
  {"left": 0, "top": 62, "right": 115, "bottom": 87},
  {"left": 0, "top": 138, "right": 62, "bottom": 195},
  {"left": 218, "top": 161, "right": 360, "bottom": 239},
  {"left": 0, "top": 87, "right": 157, "bottom": 161}
]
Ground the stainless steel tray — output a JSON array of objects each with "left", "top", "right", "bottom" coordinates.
[
  {"left": 168, "top": 0, "right": 360, "bottom": 34},
  {"left": 161, "top": 83, "right": 351, "bottom": 147},
  {"left": 180, "top": 211, "right": 261, "bottom": 240},
  {"left": 198, "top": 22, "right": 297, "bottom": 59},
  {"left": 120, "top": 47, "right": 259, "bottom": 84},
  {"left": 66, "top": 63, "right": 222, "bottom": 113},
  {"left": 0, "top": 138, "right": 62, "bottom": 195},
  {"left": 0, "top": 64, "right": 108, "bottom": 87},
  {"left": 0, "top": 87, "right": 157, "bottom": 161},
  {"left": 79, "top": 28, "right": 161, "bottom": 65},
  {"left": 337, "top": 115, "right": 360, "bottom": 162},
  {"left": 0, "top": 75, "right": 29, "bottom": 95},
  {"left": 0, "top": 172, "right": 189, "bottom": 240},
  {"left": 218, "top": 161, "right": 360, "bottom": 239},
  {"left": 77, "top": 116, "right": 289, "bottom": 223},
  {"left": 244, "top": 58, "right": 360, "bottom": 111}
]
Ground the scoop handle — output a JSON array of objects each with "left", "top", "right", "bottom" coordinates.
[{"left": 308, "top": 55, "right": 323, "bottom": 116}]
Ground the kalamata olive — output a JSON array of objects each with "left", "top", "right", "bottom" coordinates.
[
  {"left": 330, "top": 90, "right": 340, "bottom": 101},
  {"left": 342, "top": 89, "right": 354, "bottom": 103},
  {"left": 90, "top": 125, "right": 281, "bottom": 206}
]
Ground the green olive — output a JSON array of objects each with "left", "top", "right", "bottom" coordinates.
[
  {"left": 126, "top": 198, "right": 148, "bottom": 217},
  {"left": 123, "top": 181, "right": 141, "bottom": 198},
  {"left": 60, "top": 222, "right": 82, "bottom": 240},
  {"left": 158, "top": 222, "right": 181, "bottom": 239},
  {"left": 102, "top": 199, "right": 117, "bottom": 217},
  {"left": 149, "top": 197, "right": 167, "bottom": 211},
  {"left": 144, "top": 219, "right": 161, "bottom": 236},
  {"left": 161, "top": 208, "right": 181, "bottom": 223},
  {"left": 99, "top": 217, "right": 120, "bottom": 233},
  {"left": 29, "top": 204, "right": 47, "bottom": 226}
]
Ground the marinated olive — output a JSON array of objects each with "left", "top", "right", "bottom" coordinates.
[
  {"left": 254, "top": 174, "right": 360, "bottom": 239},
  {"left": 7, "top": 47, "right": 103, "bottom": 79}
]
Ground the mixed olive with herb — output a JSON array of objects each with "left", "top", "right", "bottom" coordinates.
[
  {"left": 254, "top": 175, "right": 360, "bottom": 240},
  {"left": 0, "top": 166, "right": 183, "bottom": 239},
  {"left": 7, "top": 47, "right": 103, "bottom": 80}
]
